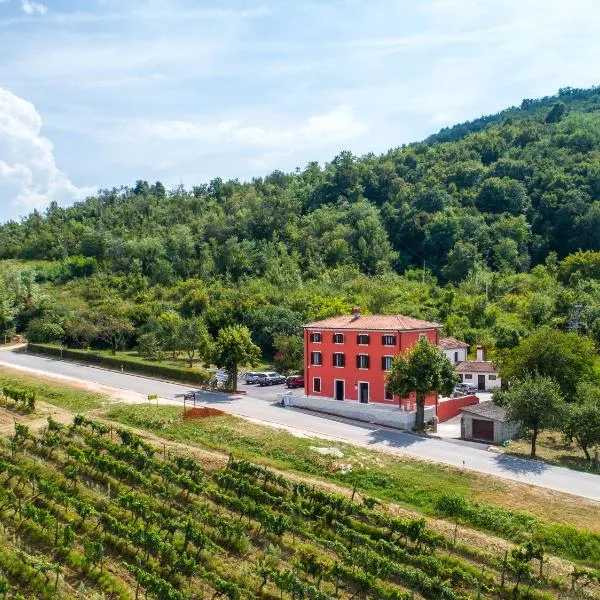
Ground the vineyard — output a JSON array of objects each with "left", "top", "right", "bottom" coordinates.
[{"left": 0, "top": 415, "right": 597, "bottom": 599}]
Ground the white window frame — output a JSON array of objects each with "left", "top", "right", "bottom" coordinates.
[
  {"left": 382, "top": 334, "right": 396, "bottom": 346},
  {"left": 357, "top": 354, "right": 370, "bottom": 369},
  {"left": 464, "top": 373, "right": 473, "bottom": 380},
  {"left": 310, "top": 351, "right": 322, "bottom": 366},
  {"left": 310, "top": 332, "right": 322, "bottom": 343},
  {"left": 358, "top": 381, "right": 370, "bottom": 404},
  {"left": 488, "top": 374, "right": 497, "bottom": 380},
  {"left": 334, "top": 379, "right": 345, "bottom": 401},
  {"left": 333, "top": 352, "right": 345, "bottom": 368},
  {"left": 333, "top": 333, "right": 344, "bottom": 344},
  {"left": 383, "top": 355, "right": 394, "bottom": 371},
  {"left": 313, "top": 377, "right": 321, "bottom": 393},
  {"left": 357, "top": 334, "right": 370, "bottom": 346}
]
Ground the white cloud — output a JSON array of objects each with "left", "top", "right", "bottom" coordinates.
[
  {"left": 140, "top": 105, "right": 367, "bottom": 150},
  {"left": 21, "top": 0, "right": 47, "bottom": 15},
  {"left": 0, "top": 88, "right": 93, "bottom": 218}
]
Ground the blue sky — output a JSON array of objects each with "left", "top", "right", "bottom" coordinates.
[{"left": 0, "top": 0, "right": 599, "bottom": 223}]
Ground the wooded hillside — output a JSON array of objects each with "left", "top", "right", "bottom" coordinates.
[{"left": 0, "top": 86, "right": 599, "bottom": 364}]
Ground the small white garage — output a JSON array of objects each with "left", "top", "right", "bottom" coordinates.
[{"left": 461, "top": 403, "right": 520, "bottom": 444}]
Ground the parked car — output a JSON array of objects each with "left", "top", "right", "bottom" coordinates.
[
  {"left": 285, "top": 374, "right": 304, "bottom": 389},
  {"left": 454, "top": 383, "right": 477, "bottom": 395},
  {"left": 244, "top": 371, "right": 262, "bottom": 384},
  {"left": 257, "top": 372, "right": 286, "bottom": 386}
]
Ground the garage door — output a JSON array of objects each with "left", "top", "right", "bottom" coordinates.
[{"left": 472, "top": 419, "right": 494, "bottom": 441}]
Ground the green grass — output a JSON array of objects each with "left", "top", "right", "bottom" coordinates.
[
  {"left": 503, "top": 430, "right": 600, "bottom": 474},
  {"left": 102, "top": 404, "right": 600, "bottom": 566},
  {"left": 0, "top": 368, "right": 106, "bottom": 412}
]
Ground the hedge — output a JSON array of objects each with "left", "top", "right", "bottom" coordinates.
[{"left": 27, "top": 344, "right": 213, "bottom": 387}]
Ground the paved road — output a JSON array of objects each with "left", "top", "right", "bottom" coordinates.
[{"left": 1, "top": 349, "right": 599, "bottom": 501}]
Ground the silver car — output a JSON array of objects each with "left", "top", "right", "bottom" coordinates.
[{"left": 244, "top": 371, "right": 262, "bottom": 384}]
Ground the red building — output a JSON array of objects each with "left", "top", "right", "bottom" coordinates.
[{"left": 303, "top": 308, "right": 442, "bottom": 409}]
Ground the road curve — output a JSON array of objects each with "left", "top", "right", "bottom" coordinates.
[{"left": 1, "top": 349, "right": 599, "bottom": 502}]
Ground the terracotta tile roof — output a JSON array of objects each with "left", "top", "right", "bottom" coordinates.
[
  {"left": 304, "top": 314, "right": 442, "bottom": 331},
  {"left": 461, "top": 402, "right": 509, "bottom": 422},
  {"left": 456, "top": 361, "right": 499, "bottom": 374},
  {"left": 439, "top": 336, "right": 470, "bottom": 350}
]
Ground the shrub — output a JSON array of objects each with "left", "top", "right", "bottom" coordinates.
[{"left": 28, "top": 344, "right": 212, "bottom": 387}]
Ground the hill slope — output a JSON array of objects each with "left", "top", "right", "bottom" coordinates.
[{"left": 0, "top": 86, "right": 599, "bottom": 361}]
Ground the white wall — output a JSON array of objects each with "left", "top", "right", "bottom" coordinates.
[
  {"left": 444, "top": 348, "right": 468, "bottom": 364},
  {"left": 280, "top": 394, "right": 435, "bottom": 430},
  {"left": 459, "top": 372, "right": 501, "bottom": 390}
]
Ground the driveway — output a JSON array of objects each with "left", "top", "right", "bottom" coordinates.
[{"left": 1, "top": 349, "right": 599, "bottom": 501}]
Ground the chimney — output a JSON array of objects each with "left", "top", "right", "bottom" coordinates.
[
  {"left": 476, "top": 345, "right": 485, "bottom": 362},
  {"left": 351, "top": 306, "right": 361, "bottom": 321}
]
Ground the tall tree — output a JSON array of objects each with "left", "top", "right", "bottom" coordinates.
[
  {"left": 498, "top": 327, "right": 597, "bottom": 398},
  {"left": 386, "top": 338, "right": 456, "bottom": 430},
  {"left": 498, "top": 375, "right": 565, "bottom": 458},
  {"left": 562, "top": 383, "right": 600, "bottom": 461},
  {"left": 212, "top": 325, "right": 261, "bottom": 391},
  {"left": 178, "top": 317, "right": 211, "bottom": 368}
]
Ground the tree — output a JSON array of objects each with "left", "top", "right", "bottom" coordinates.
[
  {"left": 499, "top": 375, "right": 565, "bottom": 458},
  {"left": 498, "top": 327, "right": 597, "bottom": 398},
  {"left": 0, "top": 292, "right": 15, "bottom": 344},
  {"left": 212, "top": 325, "right": 261, "bottom": 391},
  {"left": 562, "top": 383, "right": 600, "bottom": 461},
  {"left": 178, "top": 317, "right": 211, "bottom": 368},
  {"left": 386, "top": 338, "right": 457, "bottom": 430},
  {"left": 25, "top": 318, "right": 65, "bottom": 344},
  {"left": 476, "top": 177, "right": 528, "bottom": 215},
  {"left": 91, "top": 312, "right": 135, "bottom": 354},
  {"left": 545, "top": 101, "right": 566, "bottom": 123},
  {"left": 443, "top": 241, "right": 483, "bottom": 283},
  {"left": 273, "top": 333, "right": 304, "bottom": 373}
]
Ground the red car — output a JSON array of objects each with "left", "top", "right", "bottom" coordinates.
[{"left": 285, "top": 374, "right": 304, "bottom": 389}]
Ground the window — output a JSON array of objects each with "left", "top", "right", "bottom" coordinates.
[
  {"left": 310, "top": 351, "right": 322, "bottom": 366},
  {"left": 356, "top": 354, "right": 370, "bottom": 369},
  {"left": 333, "top": 353, "right": 345, "bottom": 367},
  {"left": 357, "top": 334, "right": 370, "bottom": 345},
  {"left": 333, "top": 333, "right": 344, "bottom": 344},
  {"left": 419, "top": 333, "right": 427, "bottom": 341},
  {"left": 309, "top": 332, "right": 322, "bottom": 343},
  {"left": 382, "top": 334, "right": 396, "bottom": 346},
  {"left": 454, "top": 351, "right": 459, "bottom": 363},
  {"left": 382, "top": 356, "right": 394, "bottom": 371},
  {"left": 385, "top": 387, "right": 394, "bottom": 401},
  {"left": 464, "top": 374, "right": 472, "bottom": 380},
  {"left": 313, "top": 377, "right": 321, "bottom": 393},
  {"left": 488, "top": 374, "right": 497, "bottom": 380}
]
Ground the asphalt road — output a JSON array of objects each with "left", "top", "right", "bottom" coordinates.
[{"left": 1, "top": 349, "right": 599, "bottom": 501}]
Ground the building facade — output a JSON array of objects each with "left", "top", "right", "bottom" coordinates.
[
  {"left": 438, "top": 337, "right": 469, "bottom": 364},
  {"left": 303, "top": 308, "right": 442, "bottom": 408},
  {"left": 455, "top": 346, "right": 501, "bottom": 391},
  {"left": 461, "top": 403, "right": 520, "bottom": 443}
]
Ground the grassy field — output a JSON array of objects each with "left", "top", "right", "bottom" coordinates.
[
  {"left": 1, "top": 414, "right": 596, "bottom": 599},
  {"left": 0, "top": 367, "right": 106, "bottom": 412},
  {"left": 503, "top": 430, "right": 599, "bottom": 473}
]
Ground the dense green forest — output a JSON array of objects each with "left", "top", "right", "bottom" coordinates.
[{"left": 0, "top": 86, "right": 599, "bottom": 367}]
